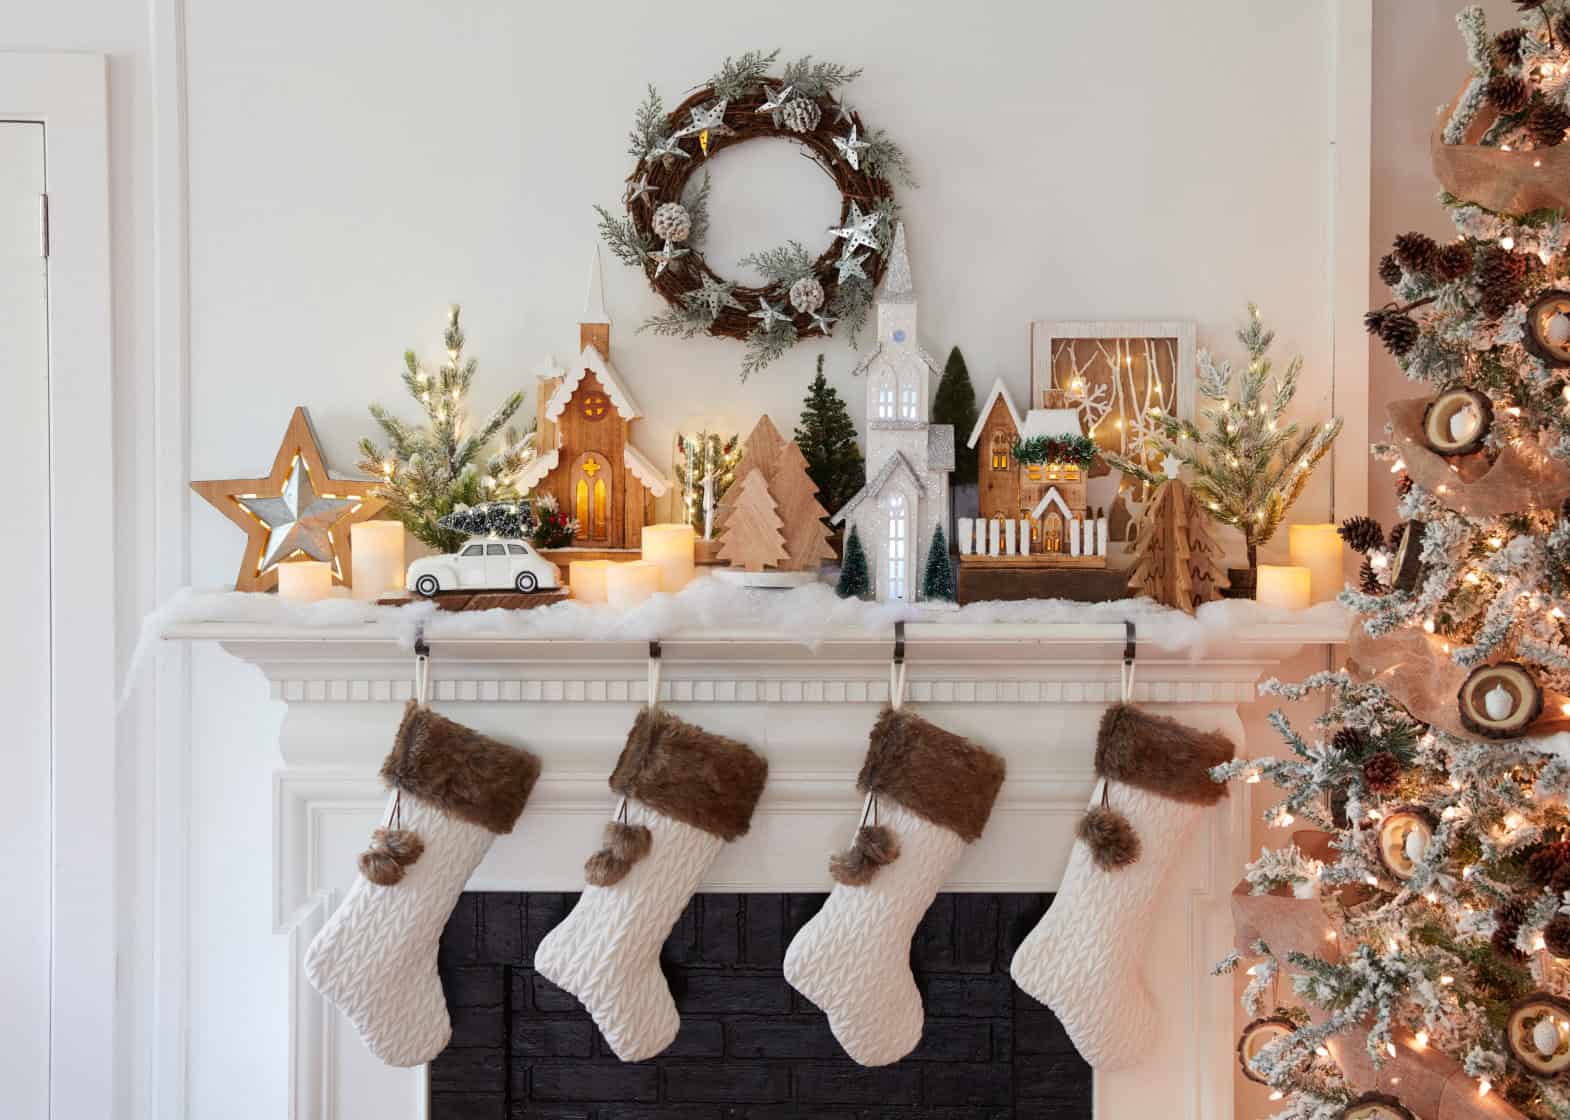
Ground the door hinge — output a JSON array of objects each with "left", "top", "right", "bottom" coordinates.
[{"left": 39, "top": 193, "right": 49, "bottom": 259}]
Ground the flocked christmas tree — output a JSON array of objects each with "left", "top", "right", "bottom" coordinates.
[
  {"left": 1216, "top": 7, "right": 1570, "bottom": 1118},
  {"left": 794, "top": 355, "right": 866, "bottom": 516},
  {"left": 359, "top": 306, "right": 536, "bottom": 554},
  {"left": 920, "top": 523, "right": 956, "bottom": 602},
  {"left": 836, "top": 525, "right": 870, "bottom": 599}
]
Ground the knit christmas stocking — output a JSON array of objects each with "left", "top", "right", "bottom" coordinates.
[
  {"left": 784, "top": 707, "right": 1006, "bottom": 1066},
  {"left": 304, "top": 701, "right": 540, "bottom": 1067},
  {"left": 534, "top": 707, "right": 768, "bottom": 1062},
  {"left": 1009, "top": 702, "right": 1234, "bottom": 1070}
]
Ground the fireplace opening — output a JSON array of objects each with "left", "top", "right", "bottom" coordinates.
[{"left": 432, "top": 892, "right": 1091, "bottom": 1119}]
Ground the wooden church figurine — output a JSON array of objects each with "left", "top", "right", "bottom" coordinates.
[{"left": 517, "top": 248, "right": 672, "bottom": 550}]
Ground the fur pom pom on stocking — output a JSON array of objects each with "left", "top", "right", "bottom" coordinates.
[
  {"left": 1010, "top": 703, "right": 1233, "bottom": 1070},
  {"left": 534, "top": 708, "right": 768, "bottom": 1062},
  {"left": 305, "top": 702, "right": 540, "bottom": 1067},
  {"left": 785, "top": 708, "right": 1005, "bottom": 1066}
]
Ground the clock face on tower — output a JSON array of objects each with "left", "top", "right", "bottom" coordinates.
[{"left": 893, "top": 329, "right": 906, "bottom": 343}]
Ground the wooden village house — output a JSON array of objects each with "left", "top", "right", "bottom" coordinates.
[{"left": 517, "top": 251, "right": 671, "bottom": 550}]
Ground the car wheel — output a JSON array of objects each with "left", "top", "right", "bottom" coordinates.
[
  {"left": 414, "top": 574, "right": 440, "bottom": 597},
  {"left": 514, "top": 571, "right": 538, "bottom": 593}
]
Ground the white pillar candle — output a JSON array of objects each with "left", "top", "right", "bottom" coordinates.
[
  {"left": 1097, "top": 515, "right": 1109, "bottom": 557},
  {"left": 1289, "top": 523, "right": 1344, "bottom": 604},
  {"left": 277, "top": 560, "right": 332, "bottom": 602},
  {"left": 988, "top": 519, "right": 1000, "bottom": 556},
  {"left": 350, "top": 520, "right": 405, "bottom": 600},
  {"left": 570, "top": 559, "right": 613, "bottom": 604},
  {"left": 606, "top": 560, "right": 661, "bottom": 608},
  {"left": 957, "top": 518, "right": 973, "bottom": 555},
  {"left": 640, "top": 522, "right": 697, "bottom": 592},
  {"left": 1257, "top": 564, "right": 1312, "bottom": 610},
  {"left": 1069, "top": 519, "right": 1081, "bottom": 557},
  {"left": 1004, "top": 519, "right": 1017, "bottom": 556}
]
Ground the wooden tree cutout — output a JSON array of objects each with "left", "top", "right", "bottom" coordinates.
[
  {"left": 1124, "top": 477, "right": 1224, "bottom": 612},
  {"left": 770, "top": 441, "right": 835, "bottom": 572},
  {"left": 713, "top": 415, "right": 787, "bottom": 537},
  {"left": 715, "top": 469, "right": 788, "bottom": 572}
]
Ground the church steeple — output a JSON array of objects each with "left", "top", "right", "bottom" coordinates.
[
  {"left": 881, "top": 221, "right": 915, "bottom": 304},
  {"left": 580, "top": 244, "right": 610, "bottom": 356},
  {"left": 875, "top": 222, "right": 919, "bottom": 357}
]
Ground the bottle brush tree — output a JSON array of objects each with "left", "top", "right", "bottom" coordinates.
[
  {"left": 920, "top": 523, "right": 956, "bottom": 602},
  {"left": 932, "top": 346, "right": 979, "bottom": 486},
  {"left": 836, "top": 525, "right": 871, "bottom": 600}
]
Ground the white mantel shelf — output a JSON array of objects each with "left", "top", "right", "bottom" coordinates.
[{"left": 166, "top": 613, "right": 1347, "bottom": 1120}]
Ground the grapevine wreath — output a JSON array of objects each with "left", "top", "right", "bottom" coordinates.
[{"left": 595, "top": 51, "right": 914, "bottom": 377}]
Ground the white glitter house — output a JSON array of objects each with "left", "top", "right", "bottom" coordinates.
[{"left": 831, "top": 224, "right": 954, "bottom": 601}]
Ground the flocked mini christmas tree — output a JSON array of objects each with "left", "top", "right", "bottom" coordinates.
[
  {"left": 359, "top": 306, "right": 536, "bottom": 554},
  {"left": 1215, "top": 7, "right": 1570, "bottom": 1118}
]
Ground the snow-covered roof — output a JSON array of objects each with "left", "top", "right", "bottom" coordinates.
[
  {"left": 966, "top": 378, "right": 1025, "bottom": 449},
  {"left": 1021, "top": 408, "right": 1084, "bottom": 440},
  {"left": 1030, "top": 486, "right": 1075, "bottom": 522},
  {"left": 515, "top": 448, "right": 559, "bottom": 493},
  {"left": 545, "top": 344, "right": 643, "bottom": 423},
  {"left": 831, "top": 451, "right": 927, "bottom": 526},
  {"left": 927, "top": 425, "right": 955, "bottom": 472},
  {"left": 852, "top": 341, "right": 943, "bottom": 380},
  {"left": 623, "top": 444, "right": 671, "bottom": 497}
]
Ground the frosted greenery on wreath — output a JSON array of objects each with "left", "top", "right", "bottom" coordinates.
[
  {"left": 596, "top": 50, "right": 913, "bottom": 377},
  {"left": 358, "top": 306, "right": 537, "bottom": 554}
]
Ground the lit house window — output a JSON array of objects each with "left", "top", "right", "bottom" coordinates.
[
  {"left": 886, "top": 493, "right": 907, "bottom": 601},
  {"left": 877, "top": 376, "right": 894, "bottom": 420},
  {"left": 991, "top": 431, "right": 1010, "bottom": 471},
  {"left": 900, "top": 377, "right": 917, "bottom": 420}
]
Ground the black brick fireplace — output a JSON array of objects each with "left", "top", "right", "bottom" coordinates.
[{"left": 432, "top": 892, "right": 1092, "bottom": 1119}]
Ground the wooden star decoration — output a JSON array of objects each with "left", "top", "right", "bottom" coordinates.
[{"left": 191, "top": 406, "right": 386, "bottom": 592}]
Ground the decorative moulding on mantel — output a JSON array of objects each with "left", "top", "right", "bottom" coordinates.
[{"left": 164, "top": 615, "right": 1348, "bottom": 1120}]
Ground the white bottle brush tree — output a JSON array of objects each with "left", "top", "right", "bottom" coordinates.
[
  {"left": 1105, "top": 304, "right": 1341, "bottom": 580},
  {"left": 358, "top": 305, "right": 537, "bottom": 554}
]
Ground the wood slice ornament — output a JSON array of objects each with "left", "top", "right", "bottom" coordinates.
[
  {"left": 1236, "top": 1016, "right": 1295, "bottom": 1084},
  {"left": 1390, "top": 520, "right": 1426, "bottom": 593},
  {"left": 1505, "top": 993, "right": 1570, "bottom": 1077},
  {"left": 1339, "top": 1093, "right": 1417, "bottom": 1120},
  {"left": 1458, "top": 662, "right": 1544, "bottom": 739},
  {"left": 1524, "top": 290, "right": 1570, "bottom": 368},
  {"left": 1422, "top": 389, "right": 1493, "bottom": 458},
  {"left": 1376, "top": 807, "right": 1435, "bottom": 881}
]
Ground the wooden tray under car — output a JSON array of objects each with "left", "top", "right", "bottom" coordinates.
[
  {"left": 378, "top": 589, "right": 569, "bottom": 612},
  {"left": 957, "top": 562, "right": 1129, "bottom": 605}
]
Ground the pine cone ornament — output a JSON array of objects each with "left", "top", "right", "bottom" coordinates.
[
  {"left": 1496, "top": 893, "right": 1531, "bottom": 940},
  {"left": 780, "top": 97, "right": 822, "bottom": 134},
  {"left": 788, "top": 275, "right": 825, "bottom": 314},
  {"left": 1479, "top": 246, "right": 1528, "bottom": 318},
  {"left": 1487, "top": 74, "right": 1532, "bottom": 116},
  {"left": 651, "top": 202, "right": 692, "bottom": 243},
  {"left": 1394, "top": 232, "right": 1441, "bottom": 275},
  {"left": 1333, "top": 726, "right": 1369, "bottom": 756},
  {"left": 1359, "top": 558, "right": 1383, "bottom": 595},
  {"left": 1378, "top": 254, "right": 1404, "bottom": 287},
  {"left": 1339, "top": 515, "right": 1387, "bottom": 554},
  {"left": 1558, "top": 13, "right": 1570, "bottom": 46},
  {"left": 1546, "top": 914, "right": 1570, "bottom": 959},
  {"left": 1381, "top": 313, "right": 1420, "bottom": 356},
  {"left": 1437, "top": 242, "right": 1474, "bottom": 282},
  {"left": 1552, "top": 862, "right": 1570, "bottom": 895},
  {"left": 1494, "top": 27, "right": 1527, "bottom": 64},
  {"left": 1362, "top": 751, "right": 1402, "bottom": 794},
  {"left": 1492, "top": 924, "right": 1528, "bottom": 960},
  {"left": 1531, "top": 99, "right": 1570, "bottom": 148},
  {"left": 1527, "top": 841, "right": 1570, "bottom": 886}
]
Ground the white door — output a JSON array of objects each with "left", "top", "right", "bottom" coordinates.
[
  {"left": 886, "top": 493, "right": 908, "bottom": 601},
  {"left": 0, "top": 120, "right": 52, "bottom": 1120}
]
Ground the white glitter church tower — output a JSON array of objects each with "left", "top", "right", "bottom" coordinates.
[{"left": 831, "top": 223, "right": 954, "bottom": 601}]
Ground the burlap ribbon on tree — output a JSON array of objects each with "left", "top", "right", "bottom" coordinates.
[
  {"left": 1431, "top": 81, "right": 1570, "bottom": 214},
  {"left": 1387, "top": 398, "right": 1570, "bottom": 519},
  {"left": 1232, "top": 832, "right": 1526, "bottom": 1119},
  {"left": 1344, "top": 625, "right": 1570, "bottom": 742}
]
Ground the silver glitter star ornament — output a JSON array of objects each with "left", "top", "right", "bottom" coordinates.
[
  {"left": 675, "top": 99, "right": 732, "bottom": 155},
  {"left": 650, "top": 239, "right": 689, "bottom": 277},
  {"left": 238, "top": 459, "right": 356, "bottom": 570},
  {"left": 833, "top": 125, "right": 870, "bottom": 170},
  {"left": 649, "top": 134, "right": 690, "bottom": 164},
  {"left": 834, "top": 251, "right": 869, "bottom": 284},
  {"left": 757, "top": 84, "right": 795, "bottom": 118},
  {"left": 809, "top": 309, "right": 838, "bottom": 335},
  {"left": 830, "top": 202, "right": 882, "bottom": 255},
  {"left": 749, "top": 296, "right": 791, "bottom": 332},
  {"left": 625, "top": 173, "right": 655, "bottom": 208},
  {"left": 833, "top": 100, "right": 855, "bottom": 126},
  {"left": 691, "top": 274, "right": 744, "bottom": 318}
]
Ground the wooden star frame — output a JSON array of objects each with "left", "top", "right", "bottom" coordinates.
[{"left": 192, "top": 406, "right": 386, "bottom": 592}]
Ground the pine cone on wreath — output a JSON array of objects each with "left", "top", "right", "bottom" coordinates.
[
  {"left": 1362, "top": 751, "right": 1402, "bottom": 794},
  {"left": 1339, "top": 515, "right": 1387, "bottom": 554},
  {"left": 788, "top": 275, "right": 825, "bottom": 314},
  {"left": 1394, "top": 232, "right": 1441, "bottom": 275},
  {"left": 1487, "top": 74, "right": 1532, "bottom": 117},
  {"left": 1378, "top": 254, "right": 1404, "bottom": 288},
  {"left": 781, "top": 97, "right": 822, "bottom": 134},
  {"left": 1530, "top": 99, "right": 1570, "bottom": 147},
  {"left": 652, "top": 202, "right": 692, "bottom": 243},
  {"left": 1436, "top": 242, "right": 1474, "bottom": 282}
]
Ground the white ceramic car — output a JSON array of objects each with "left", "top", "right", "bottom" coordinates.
[{"left": 407, "top": 537, "right": 561, "bottom": 596}]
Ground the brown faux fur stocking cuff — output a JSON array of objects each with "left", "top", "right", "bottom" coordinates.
[
  {"left": 1094, "top": 703, "right": 1234, "bottom": 805},
  {"left": 609, "top": 708, "right": 768, "bottom": 842},
  {"left": 857, "top": 708, "right": 1006, "bottom": 843},
  {"left": 380, "top": 701, "right": 542, "bottom": 834}
]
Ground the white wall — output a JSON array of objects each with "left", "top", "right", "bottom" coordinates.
[{"left": 2, "top": 1, "right": 1376, "bottom": 1117}]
